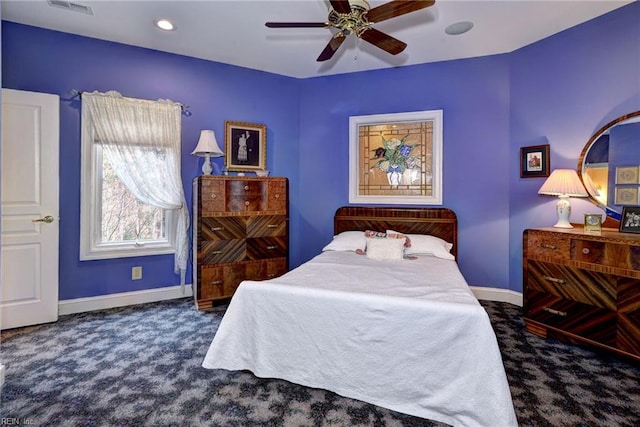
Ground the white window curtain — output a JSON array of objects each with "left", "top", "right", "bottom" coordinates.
[{"left": 83, "top": 90, "right": 189, "bottom": 283}]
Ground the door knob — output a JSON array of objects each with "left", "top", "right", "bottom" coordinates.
[{"left": 32, "top": 215, "right": 54, "bottom": 223}]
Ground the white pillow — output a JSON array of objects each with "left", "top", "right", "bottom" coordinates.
[
  {"left": 322, "top": 231, "right": 366, "bottom": 252},
  {"left": 387, "top": 230, "right": 454, "bottom": 260},
  {"left": 365, "top": 237, "right": 405, "bottom": 261}
]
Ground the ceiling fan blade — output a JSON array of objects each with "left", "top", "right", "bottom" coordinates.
[
  {"left": 317, "top": 33, "right": 347, "bottom": 62},
  {"left": 330, "top": 0, "right": 352, "bottom": 14},
  {"left": 367, "top": 0, "right": 435, "bottom": 23},
  {"left": 360, "top": 27, "right": 407, "bottom": 55},
  {"left": 266, "top": 22, "right": 329, "bottom": 28}
]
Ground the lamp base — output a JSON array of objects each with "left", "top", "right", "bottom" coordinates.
[
  {"left": 201, "top": 153, "right": 213, "bottom": 175},
  {"left": 553, "top": 196, "right": 573, "bottom": 228}
]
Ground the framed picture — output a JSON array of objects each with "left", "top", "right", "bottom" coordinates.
[
  {"left": 520, "top": 144, "right": 550, "bottom": 178},
  {"left": 348, "top": 110, "right": 443, "bottom": 205},
  {"left": 615, "top": 166, "right": 640, "bottom": 184},
  {"left": 224, "top": 121, "right": 267, "bottom": 172},
  {"left": 614, "top": 187, "right": 639, "bottom": 205},
  {"left": 619, "top": 206, "right": 640, "bottom": 234}
]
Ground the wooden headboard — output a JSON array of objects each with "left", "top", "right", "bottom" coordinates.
[{"left": 334, "top": 206, "right": 458, "bottom": 259}]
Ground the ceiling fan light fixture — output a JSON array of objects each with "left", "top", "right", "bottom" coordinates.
[
  {"left": 445, "top": 21, "right": 473, "bottom": 36},
  {"left": 156, "top": 19, "right": 175, "bottom": 31}
]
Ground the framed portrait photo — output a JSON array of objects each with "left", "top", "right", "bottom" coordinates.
[
  {"left": 619, "top": 206, "right": 640, "bottom": 234},
  {"left": 224, "top": 121, "right": 266, "bottom": 171},
  {"left": 520, "top": 144, "right": 550, "bottom": 178}
]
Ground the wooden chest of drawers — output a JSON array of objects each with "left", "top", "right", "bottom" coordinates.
[
  {"left": 523, "top": 227, "right": 640, "bottom": 361},
  {"left": 193, "top": 176, "right": 289, "bottom": 310}
]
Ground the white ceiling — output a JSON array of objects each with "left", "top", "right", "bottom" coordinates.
[{"left": 1, "top": 0, "right": 633, "bottom": 78}]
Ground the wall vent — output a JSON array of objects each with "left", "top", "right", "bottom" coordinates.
[{"left": 47, "top": 0, "right": 94, "bottom": 15}]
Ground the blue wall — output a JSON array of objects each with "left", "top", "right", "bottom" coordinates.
[
  {"left": 297, "top": 56, "right": 512, "bottom": 288},
  {"left": 508, "top": 2, "right": 640, "bottom": 290},
  {"left": 1, "top": 23, "right": 300, "bottom": 299},
  {"left": 2, "top": 1, "right": 638, "bottom": 300}
]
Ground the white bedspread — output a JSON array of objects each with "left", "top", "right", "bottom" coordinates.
[{"left": 202, "top": 251, "right": 517, "bottom": 427}]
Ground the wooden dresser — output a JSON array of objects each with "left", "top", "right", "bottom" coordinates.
[
  {"left": 523, "top": 227, "right": 640, "bottom": 361},
  {"left": 192, "top": 176, "right": 289, "bottom": 310}
]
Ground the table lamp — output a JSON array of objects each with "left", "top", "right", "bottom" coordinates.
[
  {"left": 538, "top": 169, "right": 588, "bottom": 228},
  {"left": 191, "top": 130, "right": 224, "bottom": 175}
]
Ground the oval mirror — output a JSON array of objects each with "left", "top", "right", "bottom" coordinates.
[{"left": 578, "top": 110, "right": 640, "bottom": 222}]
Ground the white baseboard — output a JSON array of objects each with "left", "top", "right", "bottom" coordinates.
[
  {"left": 58, "top": 284, "right": 193, "bottom": 316},
  {"left": 470, "top": 286, "right": 523, "bottom": 307}
]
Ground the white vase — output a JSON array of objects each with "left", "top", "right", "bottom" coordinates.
[{"left": 387, "top": 171, "right": 402, "bottom": 185}]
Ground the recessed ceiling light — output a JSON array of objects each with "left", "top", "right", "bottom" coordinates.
[
  {"left": 156, "top": 19, "right": 175, "bottom": 31},
  {"left": 445, "top": 21, "right": 473, "bottom": 36}
]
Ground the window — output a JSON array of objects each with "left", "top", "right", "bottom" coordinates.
[
  {"left": 79, "top": 92, "right": 188, "bottom": 268},
  {"left": 80, "top": 118, "right": 176, "bottom": 261}
]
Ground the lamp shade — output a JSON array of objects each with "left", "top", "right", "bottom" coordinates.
[
  {"left": 538, "top": 169, "right": 588, "bottom": 228},
  {"left": 538, "top": 169, "right": 588, "bottom": 197},
  {"left": 191, "top": 130, "right": 224, "bottom": 157}
]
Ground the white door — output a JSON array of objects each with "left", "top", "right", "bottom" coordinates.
[{"left": 1, "top": 88, "right": 60, "bottom": 330}]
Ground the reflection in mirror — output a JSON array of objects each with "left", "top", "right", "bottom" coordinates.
[{"left": 579, "top": 111, "right": 640, "bottom": 221}]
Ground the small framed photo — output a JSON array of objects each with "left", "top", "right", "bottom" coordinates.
[
  {"left": 615, "top": 166, "right": 640, "bottom": 184},
  {"left": 520, "top": 144, "right": 550, "bottom": 178},
  {"left": 614, "top": 187, "right": 639, "bottom": 205},
  {"left": 584, "top": 214, "right": 602, "bottom": 233},
  {"left": 224, "top": 121, "right": 267, "bottom": 172},
  {"left": 619, "top": 206, "right": 640, "bottom": 234}
]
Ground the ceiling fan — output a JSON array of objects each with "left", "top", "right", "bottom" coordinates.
[{"left": 266, "top": 0, "right": 435, "bottom": 62}]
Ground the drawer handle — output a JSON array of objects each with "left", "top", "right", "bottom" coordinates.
[
  {"left": 245, "top": 201, "right": 250, "bottom": 206},
  {"left": 211, "top": 280, "right": 223, "bottom": 286},
  {"left": 543, "top": 275, "right": 566, "bottom": 284},
  {"left": 211, "top": 250, "right": 223, "bottom": 255},
  {"left": 543, "top": 307, "right": 567, "bottom": 317},
  {"left": 275, "top": 194, "right": 280, "bottom": 199},
  {"left": 541, "top": 244, "right": 557, "bottom": 250},
  {"left": 267, "top": 245, "right": 278, "bottom": 250},
  {"left": 210, "top": 194, "right": 216, "bottom": 198},
  {"left": 210, "top": 227, "right": 224, "bottom": 231},
  {"left": 582, "top": 248, "right": 590, "bottom": 255},
  {"left": 244, "top": 185, "right": 249, "bottom": 191},
  {"left": 267, "top": 224, "right": 278, "bottom": 228}
]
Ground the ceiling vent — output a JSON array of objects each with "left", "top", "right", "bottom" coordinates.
[{"left": 47, "top": 0, "right": 93, "bottom": 15}]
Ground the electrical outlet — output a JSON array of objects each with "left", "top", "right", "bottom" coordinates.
[{"left": 131, "top": 266, "right": 142, "bottom": 280}]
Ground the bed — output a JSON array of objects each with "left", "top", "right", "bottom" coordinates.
[{"left": 202, "top": 206, "right": 517, "bottom": 427}]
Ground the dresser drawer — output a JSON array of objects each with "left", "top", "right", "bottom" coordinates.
[
  {"left": 525, "top": 290, "right": 616, "bottom": 345},
  {"left": 526, "top": 232, "right": 570, "bottom": 262},
  {"left": 267, "top": 181, "right": 287, "bottom": 211},
  {"left": 571, "top": 239, "right": 636, "bottom": 270},
  {"left": 199, "top": 240, "right": 245, "bottom": 264},
  {"left": 526, "top": 260, "right": 617, "bottom": 310},
  {"left": 246, "top": 237, "right": 288, "bottom": 260},
  {"left": 226, "top": 195, "right": 265, "bottom": 212},
  {"left": 199, "top": 264, "right": 246, "bottom": 301},
  {"left": 618, "top": 311, "right": 640, "bottom": 355},
  {"left": 246, "top": 215, "right": 287, "bottom": 237},
  {"left": 245, "top": 258, "right": 288, "bottom": 281},
  {"left": 199, "top": 217, "right": 245, "bottom": 240},
  {"left": 227, "top": 180, "right": 264, "bottom": 195},
  {"left": 199, "top": 179, "right": 225, "bottom": 213}
]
